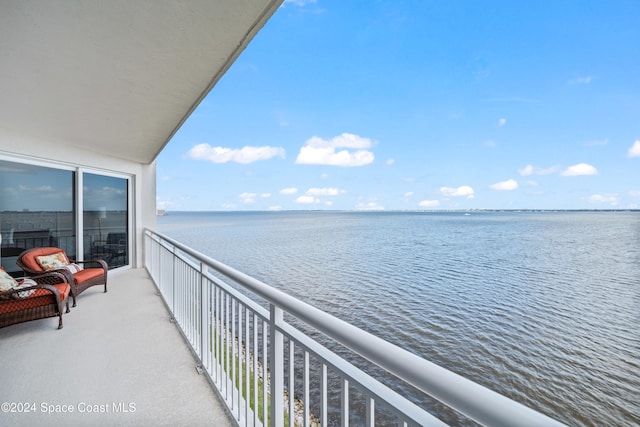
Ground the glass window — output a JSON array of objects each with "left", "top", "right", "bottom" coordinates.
[
  {"left": 1, "top": 159, "right": 131, "bottom": 276},
  {"left": 0, "top": 160, "right": 75, "bottom": 277},
  {"left": 83, "top": 173, "right": 129, "bottom": 269}
]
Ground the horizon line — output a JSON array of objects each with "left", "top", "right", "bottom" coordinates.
[{"left": 159, "top": 208, "right": 640, "bottom": 213}]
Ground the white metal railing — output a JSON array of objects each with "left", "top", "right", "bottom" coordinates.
[{"left": 144, "top": 228, "right": 565, "bottom": 427}]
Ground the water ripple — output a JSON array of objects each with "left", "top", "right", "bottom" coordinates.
[{"left": 160, "top": 211, "right": 640, "bottom": 426}]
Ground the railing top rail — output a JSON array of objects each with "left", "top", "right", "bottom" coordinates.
[{"left": 144, "top": 228, "right": 565, "bottom": 427}]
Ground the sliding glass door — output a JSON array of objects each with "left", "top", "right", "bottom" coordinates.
[
  {"left": 82, "top": 173, "right": 129, "bottom": 269},
  {"left": 1, "top": 158, "right": 130, "bottom": 276},
  {"left": 0, "top": 160, "right": 75, "bottom": 277}
]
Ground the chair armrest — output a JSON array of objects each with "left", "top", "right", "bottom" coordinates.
[
  {"left": 29, "top": 271, "right": 68, "bottom": 285},
  {"left": 26, "top": 272, "right": 69, "bottom": 310},
  {"left": 0, "top": 285, "right": 41, "bottom": 300},
  {"left": 71, "top": 259, "right": 108, "bottom": 271},
  {"left": 0, "top": 279, "right": 63, "bottom": 301},
  {"left": 39, "top": 268, "right": 73, "bottom": 285}
]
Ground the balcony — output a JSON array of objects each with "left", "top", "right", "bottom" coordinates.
[
  {"left": 1, "top": 231, "right": 565, "bottom": 426},
  {"left": 0, "top": 268, "right": 233, "bottom": 426}
]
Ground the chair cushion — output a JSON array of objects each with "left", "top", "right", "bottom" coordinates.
[
  {"left": 20, "top": 247, "right": 70, "bottom": 272},
  {"left": 73, "top": 268, "right": 104, "bottom": 284},
  {"left": 36, "top": 252, "right": 69, "bottom": 270},
  {"left": 64, "top": 263, "right": 84, "bottom": 273},
  {"left": 13, "top": 278, "right": 37, "bottom": 299},
  {"left": 0, "top": 268, "right": 19, "bottom": 300},
  {"left": 1, "top": 268, "right": 37, "bottom": 299},
  {"left": 0, "top": 283, "right": 70, "bottom": 315}
]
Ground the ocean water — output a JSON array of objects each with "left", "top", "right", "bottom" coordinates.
[{"left": 158, "top": 211, "right": 640, "bottom": 426}]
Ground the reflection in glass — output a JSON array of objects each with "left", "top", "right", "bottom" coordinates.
[
  {"left": 0, "top": 160, "right": 75, "bottom": 277},
  {"left": 83, "top": 173, "right": 129, "bottom": 269}
]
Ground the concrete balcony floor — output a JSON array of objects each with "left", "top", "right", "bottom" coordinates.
[{"left": 0, "top": 268, "right": 233, "bottom": 427}]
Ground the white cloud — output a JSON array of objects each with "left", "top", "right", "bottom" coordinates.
[
  {"left": 588, "top": 194, "right": 618, "bottom": 206},
  {"left": 440, "top": 186, "right": 475, "bottom": 199},
  {"left": 279, "top": 187, "right": 298, "bottom": 195},
  {"left": 519, "top": 165, "right": 534, "bottom": 176},
  {"left": 386, "top": 158, "right": 395, "bottom": 166},
  {"left": 296, "top": 146, "right": 374, "bottom": 166},
  {"left": 283, "top": 0, "right": 316, "bottom": 6},
  {"left": 404, "top": 191, "right": 414, "bottom": 197},
  {"left": 239, "top": 192, "right": 257, "bottom": 203},
  {"left": 187, "top": 144, "right": 285, "bottom": 164},
  {"left": 490, "top": 179, "right": 518, "bottom": 191},
  {"left": 356, "top": 202, "right": 385, "bottom": 211},
  {"left": 35, "top": 185, "right": 55, "bottom": 193},
  {"left": 419, "top": 200, "right": 440, "bottom": 207},
  {"left": 540, "top": 166, "right": 560, "bottom": 175},
  {"left": 156, "top": 197, "right": 180, "bottom": 210},
  {"left": 267, "top": 206, "right": 282, "bottom": 211},
  {"left": 295, "top": 133, "right": 375, "bottom": 166},
  {"left": 628, "top": 140, "right": 640, "bottom": 158},
  {"left": 561, "top": 163, "right": 599, "bottom": 176},
  {"left": 295, "top": 195, "right": 320, "bottom": 204},
  {"left": 518, "top": 164, "right": 560, "bottom": 176},
  {"left": 629, "top": 190, "right": 640, "bottom": 198},
  {"left": 568, "top": 76, "right": 593, "bottom": 85},
  {"left": 498, "top": 118, "right": 507, "bottom": 127},
  {"left": 260, "top": 193, "right": 271, "bottom": 198},
  {"left": 306, "top": 187, "right": 345, "bottom": 196},
  {"left": 306, "top": 133, "right": 373, "bottom": 149}
]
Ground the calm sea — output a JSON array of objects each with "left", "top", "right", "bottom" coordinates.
[{"left": 158, "top": 211, "right": 639, "bottom": 426}]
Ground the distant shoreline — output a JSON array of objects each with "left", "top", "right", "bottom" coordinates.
[{"left": 160, "top": 208, "right": 640, "bottom": 214}]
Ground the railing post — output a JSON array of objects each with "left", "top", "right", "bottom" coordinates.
[
  {"left": 269, "top": 304, "right": 284, "bottom": 427},
  {"left": 171, "top": 244, "right": 177, "bottom": 315},
  {"left": 341, "top": 378, "right": 349, "bottom": 427},
  {"left": 199, "top": 261, "right": 207, "bottom": 372}
]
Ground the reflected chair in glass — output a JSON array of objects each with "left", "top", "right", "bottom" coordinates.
[
  {"left": 105, "top": 232, "right": 127, "bottom": 267},
  {"left": 17, "top": 247, "right": 107, "bottom": 307}
]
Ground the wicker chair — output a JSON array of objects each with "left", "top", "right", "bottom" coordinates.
[
  {"left": 17, "top": 247, "right": 107, "bottom": 307},
  {"left": 0, "top": 267, "right": 71, "bottom": 329}
]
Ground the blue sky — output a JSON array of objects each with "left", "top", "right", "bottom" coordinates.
[{"left": 157, "top": 0, "right": 640, "bottom": 211}]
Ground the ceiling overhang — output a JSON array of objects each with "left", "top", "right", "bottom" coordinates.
[{"left": 0, "top": 0, "right": 283, "bottom": 164}]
